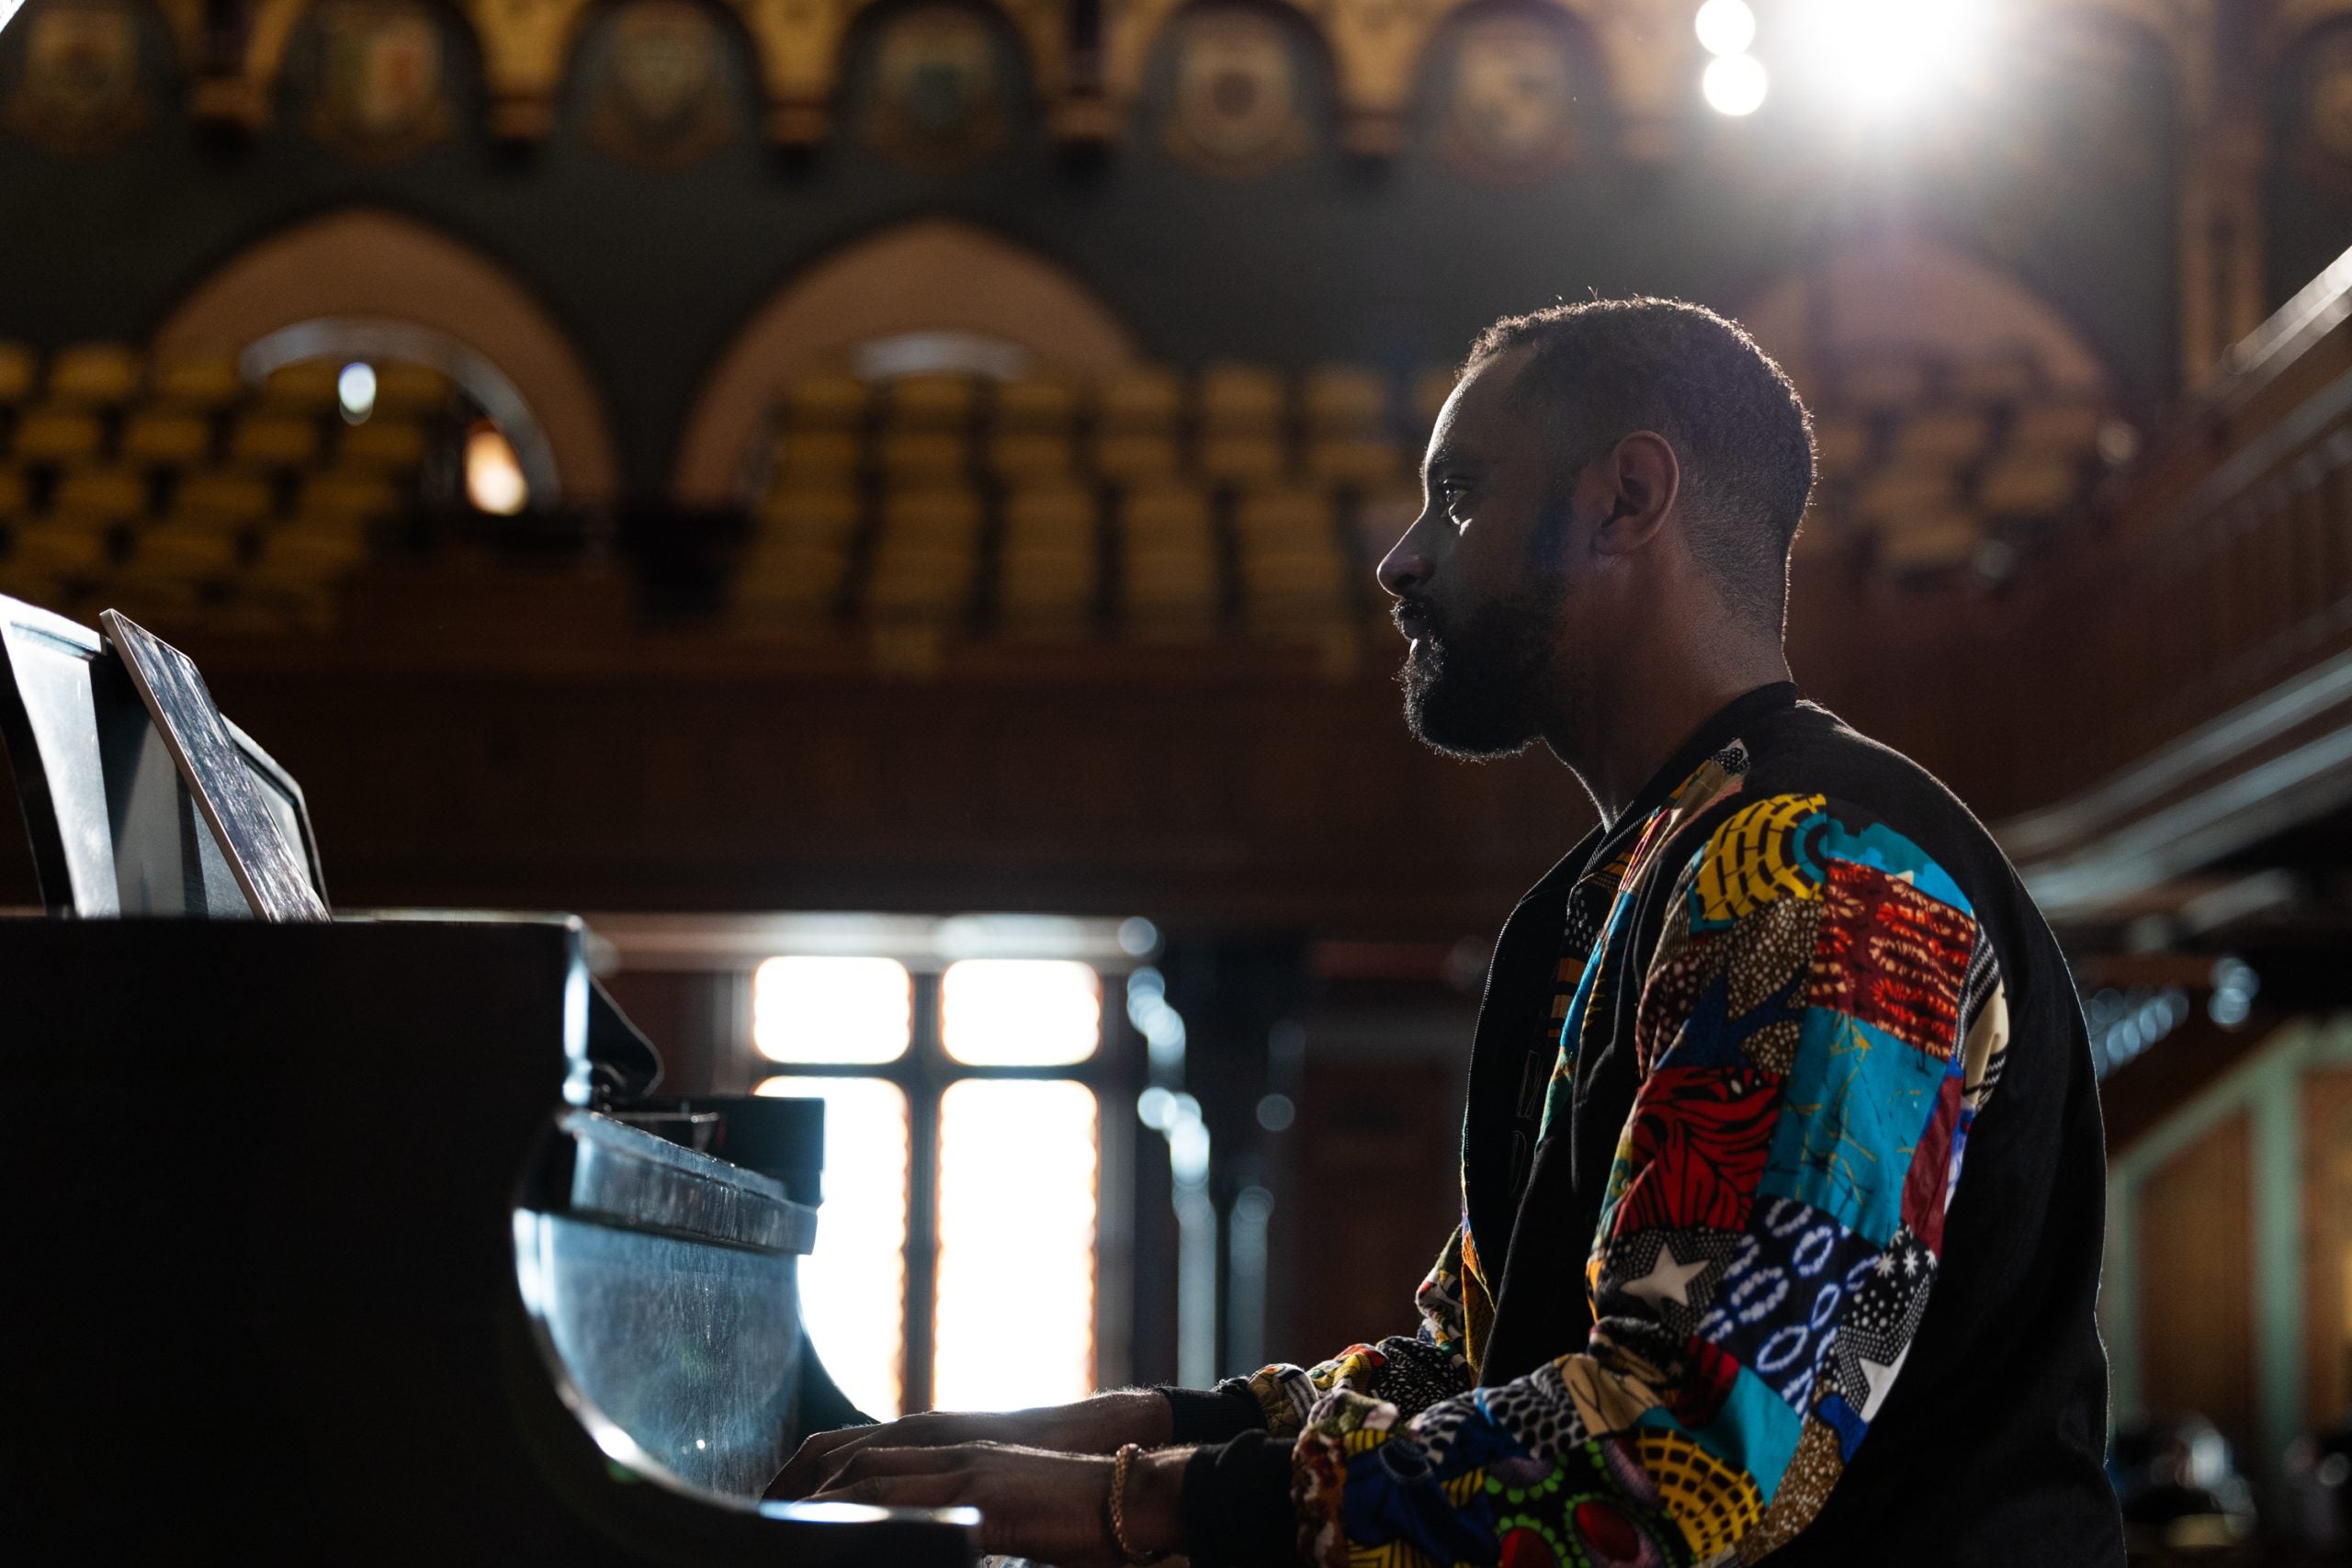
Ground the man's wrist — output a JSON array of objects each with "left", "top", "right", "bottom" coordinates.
[
  {"left": 1056, "top": 1388, "right": 1173, "bottom": 1450},
  {"left": 1117, "top": 1445, "right": 1192, "bottom": 1558}
]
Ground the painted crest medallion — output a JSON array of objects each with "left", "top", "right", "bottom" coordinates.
[
  {"left": 306, "top": 0, "right": 449, "bottom": 162},
  {"left": 1165, "top": 6, "right": 1307, "bottom": 177},
  {"left": 583, "top": 0, "right": 736, "bottom": 168},
  {"left": 1442, "top": 13, "right": 1577, "bottom": 181},
  {"left": 4, "top": 0, "right": 145, "bottom": 156},
  {"left": 864, "top": 4, "right": 1009, "bottom": 173}
]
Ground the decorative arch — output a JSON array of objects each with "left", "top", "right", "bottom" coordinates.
[
  {"left": 1738, "top": 232, "right": 2116, "bottom": 403},
  {"left": 154, "top": 208, "right": 622, "bottom": 504},
  {"left": 1742, "top": 233, "right": 2116, "bottom": 395},
  {"left": 673, "top": 218, "right": 1140, "bottom": 504}
]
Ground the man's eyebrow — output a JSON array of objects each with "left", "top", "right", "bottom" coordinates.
[{"left": 1422, "top": 444, "right": 1480, "bottom": 481}]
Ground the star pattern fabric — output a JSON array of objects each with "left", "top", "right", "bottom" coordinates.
[{"left": 1284, "top": 784, "right": 2008, "bottom": 1568}]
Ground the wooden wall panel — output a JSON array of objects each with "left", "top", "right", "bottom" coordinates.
[
  {"left": 2304, "top": 1069, "right": 2352, "bottom": 1433},
  {"left": 2138, "top": 1111, "right": 2257, "bottom": 1443},
  {"left": 1284, "top": 1060, "right": 1464, "bottom": 1363}
]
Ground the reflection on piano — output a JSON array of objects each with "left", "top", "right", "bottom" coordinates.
[{"left": 0, "top": 595, "right": 980, "bottom": 1563}]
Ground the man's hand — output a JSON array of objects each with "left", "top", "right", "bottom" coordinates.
[
  {"left": 769, "top": 1389, "right": 1171, "bottom": 1501},
  {"left": 800, "top": 1441, "right": 1190, "bottom": 1567}
]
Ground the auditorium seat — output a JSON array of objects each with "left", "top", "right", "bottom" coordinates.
[
  {"left": 1839, "top": 359, "right": 1932, "bottom": 411},
  {"left": 228, "top": 412, "right": 323, "bottom": 469},
  {"left": 47, "top": 343, "right": 141, "bottom": 407},
  {"left": 369, "top": 363, "right": 454, "bottom": 415},
  {"left": 1000, "top": 484, "right": 1099, "bottom": 637},
  {"left": 1198, "top": 364, "right": 1286, "bottom": 484},
  {"left": 995, "top": 377, "right": 1079, "bottom": 432},
  {"left": 865, "top": 488, "right": 981, "bottom": 621},
  {"left": 1301, "top": 366, "right": 1400, "bottom": 485},
  {"left": 888, "top": 375, "right": 978, "bottom": 431},
  {"left": 1101, "top": 368, "right": 1182, "bottom": 430},
  {"left": 0, "top": 342, "right": 35, "bottom": 404},
  {"left": 877, "top": 429, "right": 968, "bottom": 483},
  {"left": 1119, "top": 482, "right": 1219, "bottom": 637},
  {"left": 10, "top": 518, "right": 110, "bottom": 577},
  {"left": 1198, "top": 429, "right": 1285, "bottom": 484},
  {"left": 12, "top": 407, "right": 104, "bottom": 464},
  {"left": 172, "top": 471, "right": 276, "bottom": 530},
  {"left": 232, "top": 519, "right": 368, "bottom": 631},
  {"left": 735, "top": 540, "right": 852, "bottom": 627},
  {"left": 986, "top": 430, "right": 1080, "bottom": 484},
  {"left": 757, "top": 485, "right": 862, "bottom": 549},
  {"left": 295, "top": 472, "right": 402, "bottom": 523},
  {"left": 51, "top": 466, "right": 148, "bottom": 522},
  {"left": 126, "top": 522, "right": 241, "bottom": 581},
  {"left": 782, "top": 374, "right": 868, "bottom": 430},
  {"left": 1095, "top": 431, "right": 1182, "bottom": 483},
  {"left": 1814, "top": 416, "right": 1872, "bottom": 478},
  {"left": 1234, "top": 487, "right": 1348, "bottom": 636},
  {"left": 1855, "top": 470, "right": 1962, "bottom": 529},
  {"left": 120, "top": 409, "right": 215, "bottom": 468},
  {"left": 773, "top": 428, "right": 863, "bottom": 486},
  {"left": 2008, "top": 401, "right": 2105, "bottom": 454},
  {"left": 150, "top": 352, "right": 243, "bottom": 411},
  {"left": 1978, "top": 453, "right": 2083, "bottom": 517},
  {"left": 1304, "top": 433, "right": 1401, "bottom": 486},
  {"left": 1951, "top": 355, "right": 2041, "bottom": 404},
  {"left": 1877, "top": 510, "right": 1985, "bottom": 573},
  {"left": 260, "top": 361, "right": 340, "bottom": 412},
  {"left": 1891, "top": 409, "right": 1995, "bottom": 471},
  {"left": 337, "top": 419, "right": 429, "bottom": 472},
  {"left": 0, "top": 467, "right": 27, "bottom": 514}
]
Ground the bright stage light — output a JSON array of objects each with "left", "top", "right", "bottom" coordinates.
[
  {"left": 1798, "top": 0, "right": 1986, "bottom": 115},
  {"left": 1694, "top": 0, "right": 1757, "bottom": 58},
  {"left": 1703, "top": 52, "right": 1769, "bottom": 117}
]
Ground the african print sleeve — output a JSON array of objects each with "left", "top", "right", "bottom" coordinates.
[
  {"left": 1289, "top": 794, "right": 2012, "bottom": 1567},
  {"left": 1221, "top": 1227, "right": 1479, "bottom": 1438}
]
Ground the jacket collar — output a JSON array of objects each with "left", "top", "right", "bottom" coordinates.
[{"left": 1505, "top": 680, "right": 1802, "bottom": 917}]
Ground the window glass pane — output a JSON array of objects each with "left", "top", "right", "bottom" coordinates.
[
  {"left": 940, "top": 959, "right": 1101, "bottom": 1066},
  {"left": 753, "top": 956, "right": 912, "bottom": 1064},
  {"left": 932, "top": 1079, "right": 1098, "bottom": 1410},
  {"left": 756, "top": 1076, "right": 910, "bottom": 1419}
]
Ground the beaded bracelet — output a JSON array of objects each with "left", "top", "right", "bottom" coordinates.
[{"left": 1107, "top": 1442, "right": 1167, "bottom": 1566}]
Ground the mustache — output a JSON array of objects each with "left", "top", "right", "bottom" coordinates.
[{"left": 1392, "top": 595, "right": 1444, "bottom": 639}]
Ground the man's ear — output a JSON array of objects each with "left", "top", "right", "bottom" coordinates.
[{"left": 1589, "top": 432, "right": 1680, "bottom": 558}]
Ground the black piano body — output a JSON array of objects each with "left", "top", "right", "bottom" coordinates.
[{"left": 0, "top": 597, "right": 978, "bottom": 1563}]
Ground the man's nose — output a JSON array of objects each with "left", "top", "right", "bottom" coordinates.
[{"left": 1377, "top": 538, "right": 1432, "bottom": 600}]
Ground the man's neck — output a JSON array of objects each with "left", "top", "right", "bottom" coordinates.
[{"left": 1548, "top": 640, "right": 1792, "bottom": 829}]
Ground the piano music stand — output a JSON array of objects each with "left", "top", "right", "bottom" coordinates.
[
  {"left": 0, "top": 593, "right": 328, "bottom": 915},
  {"left": 100, "top": 609, "right": 327, "bottom": 920}
]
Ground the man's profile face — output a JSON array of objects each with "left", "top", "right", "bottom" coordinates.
[{"left": 1378, "top": 348, "right": 1585, "bottom": 760}]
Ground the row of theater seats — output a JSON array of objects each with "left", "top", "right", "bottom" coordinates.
[
  {"left": 1808, "top": 355, "right": 2116, "bottom": 574},
  {"left": 0, "top": 343, "right": 456, "bottom": 627},
  {"left": 738, "top": 479, "right": 1417, "bottom": 639},
  {"left": 758, "top": 366, "right": 1445, "bottom": 491},
  {"left": 737, "top": 366, "right": 1442, "bottom": 639}
]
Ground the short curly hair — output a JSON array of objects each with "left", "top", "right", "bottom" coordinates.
[{"left": 1465, "top": 297, "right": 1815, "bottom": 627}]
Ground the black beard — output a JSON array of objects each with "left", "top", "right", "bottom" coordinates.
[{"left": 1396, "top": 588, "right": 1560, "bottom": 760}]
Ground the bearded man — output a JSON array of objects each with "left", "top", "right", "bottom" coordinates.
[{"left": 774, "top": 299, "right": 2126, "bottom": 1567}]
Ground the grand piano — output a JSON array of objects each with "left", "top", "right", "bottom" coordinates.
[{"left": 0, "top": 593, "right": 980, "bottom": 1563}]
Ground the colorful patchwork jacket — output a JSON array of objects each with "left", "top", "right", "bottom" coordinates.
[{"left": 1167, "top": 683, "right": 2122, "bottom": 1567}]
